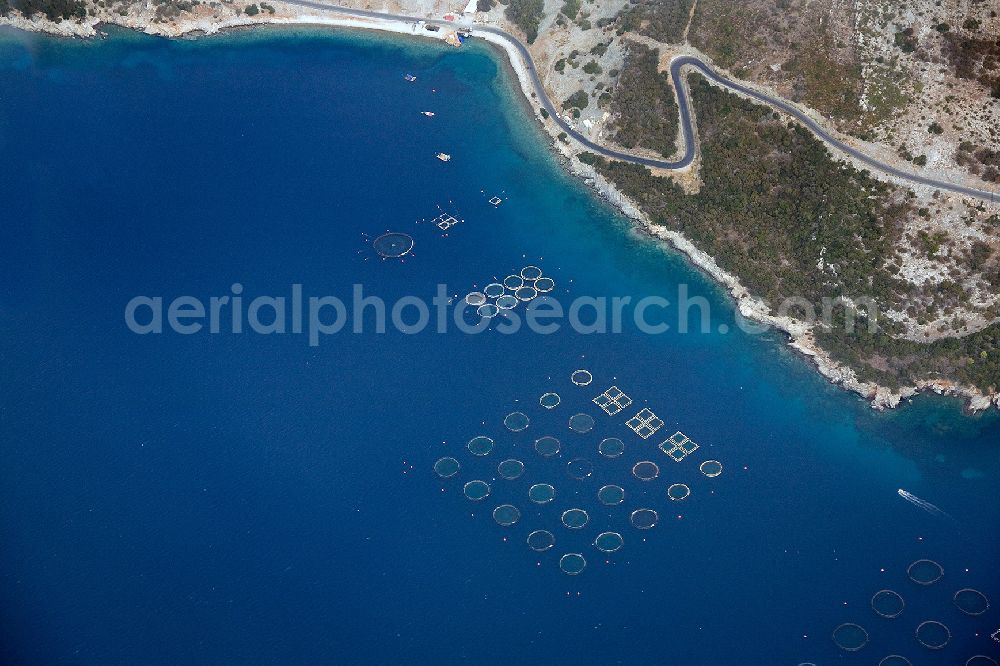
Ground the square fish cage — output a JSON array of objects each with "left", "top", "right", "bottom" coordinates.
[{"left": 593, "top": 385, "right": 633, "bottom": 416}]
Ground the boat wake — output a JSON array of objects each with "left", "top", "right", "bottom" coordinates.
[{"left": 898, "top": 489, "right": 954, "bottom": 521}]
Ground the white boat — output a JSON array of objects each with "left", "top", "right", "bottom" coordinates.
[
  {"left": 404, "top": 74, "right": 417, "bottom": 82},
  {"left": 421, "top": 111, "right": 435, "bottom": 117},
  {"left": 436, "top": 152, "right": 451, "bottom": 162}
]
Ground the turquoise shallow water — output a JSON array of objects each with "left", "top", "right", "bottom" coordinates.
[{"left": 0, "top": 25, "right": 998, "bottom": 664}]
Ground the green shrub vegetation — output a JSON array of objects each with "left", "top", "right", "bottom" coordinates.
[
  {"left": 616, "top": 0, "right": 692, "bottom": 43},
  {"left": 609, "top": 43, "right": 678, "bottom": 157},
  {"left": 562, "top": 89, "right": 589, "bottom": 110},
  {"left": 560, "top": 0, "right": 580, "bottom": 20},
  {"left": 7, "top": 0, "right": 85, "bottom": 20},
  {"left": 582, "top": 59, "right": 602, "bottom": 74},
  {"left": 592, "top": 74, "right": 1000, "bottom": 393},
  {"left": 505, "top": 0, "right": 545, "bottom": 43},
  {"left": 943, "top": 32, "right": 1000, "bottom": 99}
]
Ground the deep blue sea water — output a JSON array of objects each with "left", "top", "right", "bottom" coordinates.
[{"left": 1, "top": 25, "right": 998, "bottom": 664}]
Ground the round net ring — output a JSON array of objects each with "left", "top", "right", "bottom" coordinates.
[
  {"left": 667, "top": 483, "right": 691, "bottom": 501},
  {"left": 477, "top": 303, "right": 499, "bottom": 319},
  {"left": 870, "top": 589, "right": 905, "bottom": 619},
  {"left": 527, "top": 529, "right": 555, "bottom": 552},
  {"left": 914, "top": 620, "right": 950, "bottom": 650},
  {"left": 630, "top": 508, "right": 658, "bottom": 530},
  {"left": 598, "top": 437, "right": 625, "bottom": 458},
  {"left": 534, "top": 277, "right": 555, "bottom": 293},
  {"left": 492, "top": 504, "right": 521, "bottom": 526},
  {"left": 496, "top": 294, "right": 518, "bottom": 310},
  {"left": 907, "top": 559, "right": 944, "bottom": 585},
  {"left": 463, "top": 480, "right": 491, "bottom": 501},
  {"left": 878, "top": 657, "right": 912, "bottom": 666},
  {"left": 594, "top": 532, "right": 623, "bottom": 553},
  {"left": 497, "top": 458, "right": 525, "bottom": 480},
  {"left": 597, "top": 484, "right": 625, "bottom": 506},
  {"left": 372, "top": 232, "right": 414, "bottom": 258},
  {"left": 504, "top": 411, "right": 530, "bottom": 432},
  {"left": 570, "top": 369, "right": 593, "bottom": 386},
  {"left": 433, "top": 456, "right": 460, "bottom": 478},
  {"left": 568, "top": 413, "right": 595, "bottom": 434},
  {"left": 534, "top": 435, "right": 561, "bottom": 457},
  {"left": 467, "top": 435, "right": 494, "bottom": 456},
  {"left": 561, "top": 508, "right": 589, "bottom": 529},
  {"left": 502, "top": 274, "right": 524, "bottom": 291},
  {"left": 559, "top": 553, "right": 586, "bottom": 575},
  {"left": 831, "top": 623, "right": 869, "bottom": 652},
  {"left": 539, "top": 392, "right": 561, "bottom": 409},
  {"left": 465, "top": 291, "right": 486, "bottom": 306},
  {"left": 632, "top": 461, "right": 659, "bottom": 481},
  {"left": 483, "top": 282, "right": 505, "bottom": 298},
  {"left": 566, "top": 458, "right": 594, "bottom": 480},
  {"left": 699, "top": 460, "right": 723, "bottom": 477},
  {"left": 953, "top": 588, "right": 990, "bottom": 616},
  {"left": 528, "top": 483, "right": 555, "bottom": 504},
  {"left": 515, "top": 286, "right": 538, "bottom": 302},
  {"left": 520, "top": 265, "right": 543, "bottom": 281},
  {"left": 966, "top": 657, "right": 1000, "bottom": 666}
]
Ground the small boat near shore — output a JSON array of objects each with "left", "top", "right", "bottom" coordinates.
[
  {"left": 436, "top": 152, "right": 451, "bottom": 162},
  {"left": 421, "top": 111, "right": 435, "bottom": 117}
]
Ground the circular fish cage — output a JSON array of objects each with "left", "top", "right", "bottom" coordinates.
[
  {"left": 477, "top": 303, "right": 499, "bottom": 318},
  {"left": 515, "top": 286, "right": 538, "bottom": 302},
  {"left": 483, "top": 283, "right": 505, "bottom": 298},
  {"left": 870, "top": 590, "right": 905, "bottom": 618},
  {"left": 534, "top": 277, "right": 555, "bottom": 293},
  {"left": 966, "top": 657, "right": 999, "bottom": 666},
  {"left": 534, "top": 435, "right": 561, "bottom": 457},
  {"left": 630, "top": 508, "right": 658, "bottom": 530},
  {"left": 497, "top": 458, "right": 525, "bottom": 480},
  {"left": 463, "top": 480, "right": 491, "bottom": 501},
  {"left": 528, "top": 483, "right": 556, "bottom": 504},
  {"left": 492, "top": 504, "right": 521, "bottom": 526},
  {"left": 520, "top": 265, "right": 543, "bottom": 281},
  {"left": 597, "top": 484, "right": 625, "bottom": 506},
  {"left": 699, "top": 460, "right": 723, "bottom": 477},
  {"left": 372, "top": 232, "right": 414, "bottom": 258},
  {"left": 598, "top": 437, "right": 625, "bottom": 458},
  {"left": 632, "top": 461, "right": 660, "bottom": 481},
  {"left": 465, "top": 291, "right": 486, "bottom": 306},
  {"left": 503, "top": 275, "right": 524, "bottom": 291},
  {"left": 559, "top": 553, "right": 586, "bottom": 575},
  {"left": 831, "top": 623, "right": 869, "bottom": 652},
  {"left": 561, "top": 508, "right": 589, "bottom": 529},
  {"left": 953, "top": 588, "right": 990, "bottom": 616},
  {"left": 527, "top": 529, "right": 555, "bottom": 552},
  {"left": 496, "top": 294, "right": 518, "bottom": 310},
  {"left": 667, "top": 483, "right": 691, "bottom": 501},
  {"left": 504, "top": 411, "right": 530, "bottom": 432},
  {"left": 907, "top": 559, "right": 944, "bottom": 585},
  {"left": 594, "top": 532, "right": 624, "bottom": 553},
  {"left": 433, "top": 456, "right": 460, "bottom": 478},
  {"left": 878, "top": 656, "right": 912, "bottom": 666},
  {"left": 570, "top": 369, "right": 593, "bottom": 386},
  {"left": 567, "top": 458, "right": 595, "bottom": 480},
  {"left": 568, "top": 413, "right": 595, "bottom": 434},
  {"left": 467, "top": 435, "right": 494, "bottom": 456},
  {"left": 539, "top": 392, "right": 561, "bottom": 409},
  {"left": 914, "top": 620, "right": 950, "bottom": 650}
]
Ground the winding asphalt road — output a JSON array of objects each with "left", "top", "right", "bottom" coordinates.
[{"left": 275, "top": 0, "right": 998, "bottom": 203}]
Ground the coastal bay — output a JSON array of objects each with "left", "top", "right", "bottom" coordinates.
[{"left": 1, "top": 26, "right": 998, "bottom": 664}]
